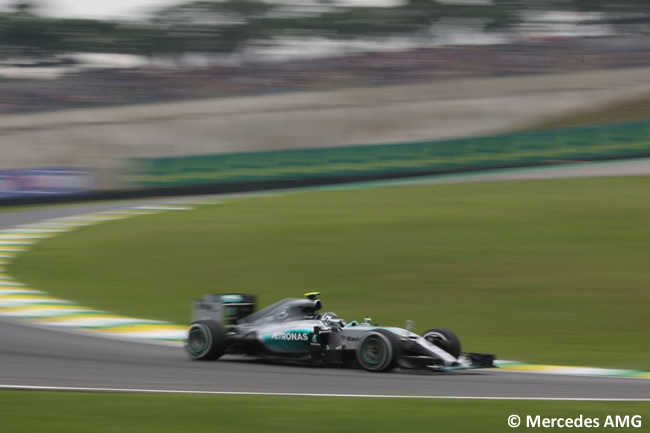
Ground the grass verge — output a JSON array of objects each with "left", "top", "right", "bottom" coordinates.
[
  {"left": 11, "top": 177, "right": 650, "bottom": 369},
  {"left": 1, "top": 391, "right": 648, "bottom": 433}
]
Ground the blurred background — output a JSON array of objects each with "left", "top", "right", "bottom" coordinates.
[
  {"left": 0, "top": 0, "right": 649, "bottom": 198},
  {"left": 2, "top": 0, "right": 650, "bottom": 378}
]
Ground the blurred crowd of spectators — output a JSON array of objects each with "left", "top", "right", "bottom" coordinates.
[{"left": 2, "top": 35, "right": 650, "bottom": 114}]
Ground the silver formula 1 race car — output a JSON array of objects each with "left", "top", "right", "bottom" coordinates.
[{"left": 184, "top": 292, "right": 495, "bottom": 372}]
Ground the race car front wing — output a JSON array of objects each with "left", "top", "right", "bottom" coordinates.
[{"left": 398, "top": 352, "right": 496, "bottom": 371}]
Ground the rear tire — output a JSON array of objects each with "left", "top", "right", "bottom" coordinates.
[
  {"left": 185, "top": 320, "right": 226, "bottom": 360},
  {"left": 356, "top": 330, "right": 400, "bottom": 372},
  {"left": 421, "top": 328, "right": 461, "bottom": 358}
]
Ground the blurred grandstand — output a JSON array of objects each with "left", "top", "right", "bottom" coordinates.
[
  {"left": 2, "top": 35, "right": 650, "bottom": 114},
  {"left": 1, "top": 0, "right": 650, "bottom": 114}
]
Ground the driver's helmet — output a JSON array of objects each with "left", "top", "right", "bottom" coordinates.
[
  {"left": 321, "top": 312, "right": 337, "bottom": 321},
  {"left": 321, "top": 312, "right": 344, "bottom": 327}
]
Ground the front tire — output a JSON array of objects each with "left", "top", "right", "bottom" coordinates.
[
  {"left": 185, "top": 320, "right": 226, "bottom": 360},
  {"left": 356, "top": 330, "right": 400, "bottom": 372},
  {"left": 422, "top": 328, "right": 461, "bottom": 358}
]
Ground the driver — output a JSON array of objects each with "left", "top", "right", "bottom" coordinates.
[{"left": 321, "top": 312, "right": 345, "bottom": 327}]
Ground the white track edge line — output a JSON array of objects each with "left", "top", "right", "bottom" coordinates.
[{"left": 0, "top": 385, "right": 649, "bottom": 401}]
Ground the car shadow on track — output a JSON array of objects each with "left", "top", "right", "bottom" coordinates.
[{"left": 215, "top": 355, "right": 493, "bottom": 376}]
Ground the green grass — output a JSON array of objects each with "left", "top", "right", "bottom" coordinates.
[
  {"left": 11, "top": 177, "right": 650, "bottom": 369},
  {"left": 1, "top": 391, "right": 648, "bottom": 433}
]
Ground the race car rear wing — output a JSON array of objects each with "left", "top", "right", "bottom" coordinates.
[{"left": 192, "top": 294, "right": 257, "bottom": 326}]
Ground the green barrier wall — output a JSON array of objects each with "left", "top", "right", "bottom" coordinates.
[{"left": 127, "top": 120, "right": 650, "bottom": 187}]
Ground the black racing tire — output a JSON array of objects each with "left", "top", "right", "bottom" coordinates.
[
  {"left": 185, "top": 320, "right": 227, "bottom": 360},
  {"left": 356, "top": 330, "right": 400, "bottom": 372},
  {"left": 421, "top": 328, "right": 461, "bottom": 358}
]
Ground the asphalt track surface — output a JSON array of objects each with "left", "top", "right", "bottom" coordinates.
[{"left": 2, "top": 162, "right": 650, "bottom": 399}]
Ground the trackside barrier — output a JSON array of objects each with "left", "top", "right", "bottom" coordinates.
[{"left": 126, "top": 120, "right": 650, "bottom": 188}]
